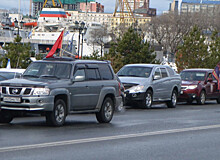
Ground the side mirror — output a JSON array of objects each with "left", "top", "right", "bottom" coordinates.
[
  {"left": 207, "top": 78, "right": 213, "bottom": 82},
  {"left": 153, "top": 75, "right": 161, "bottom": 80},
  {"left": 73, "top": 75, "right": 85, "bottom": 82}
]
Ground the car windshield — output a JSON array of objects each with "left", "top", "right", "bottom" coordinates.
[
  {"left": 23, "top": 62, "right": 72, "bottom": 79},
  {"left": 0, "top": 72, "right": 21, "bottom": 79},
  {"left": 117, "top": 66, "right": 152, "bottom": 78},
  {"left": 180, "top": 71, "right": 206, "bottom": 81}
]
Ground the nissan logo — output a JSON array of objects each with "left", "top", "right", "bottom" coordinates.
[{"left": 12, "top": 88, "right": 19, "bottom": 94}]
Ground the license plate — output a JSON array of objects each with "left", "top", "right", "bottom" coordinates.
[{"left": 3, "top": 97, "right": 21, "bottom": 103}]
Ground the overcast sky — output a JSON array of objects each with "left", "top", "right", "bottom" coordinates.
[{"left": 0, "top": 0, "right": 171, "bottom": 15}]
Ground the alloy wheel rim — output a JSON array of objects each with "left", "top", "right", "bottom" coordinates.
[
  {"left": 201, "top": 92, "right": 206, "bottom": 104},
  {"left": 146, "top": 93, "right": 152, "bottom": 107},
  {"left": 55, "top": 104, "right": 65, "bottom": 123},
  {"left": 104, "top": 102, "right": 113, "bottom": 119},
  {"left": 172, "top": 92, "right": 177, "bottom": 106}
]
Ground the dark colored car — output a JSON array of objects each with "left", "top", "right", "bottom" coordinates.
[
  {"left": 0, "top": 57, "right": 122, "bottom": 126},
  {"left": 179, "top": 69, "right": 220, "bottom": 104},
  {"left": 0, "top": 69, "right": 25, "bottom": 81}
]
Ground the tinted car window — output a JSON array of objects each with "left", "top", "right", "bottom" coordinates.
[
  {"left": 166, "top": 67, "right": 175, "bottom": 76},
  {"left": 154, "top": 68, "right": 161, "bottom": 79},
  {"left": 73, "top": 69, "right": 85, "bottom": 79},
  {"left": 180, "top": 71, "right": 206, "bottom": 81},
  {"left": 0, "top": 75, "right": 7, "bottom": 81},
  {"left": 0, "top": 72, "right": 20, "bottom": 79},
  {"left": 117, "top": 66, "right": 152, "bottom": 78},
  {"left": 24, "top": 62, "right": 71, "bottom": 79},
  {"left": 86, "top": 69, "right": 100, "bottom": 80},
  {"left": 98, "top": 64, "right": 113, "bottom": 80},
  {"left": 160, "top": 68, "right": 168, "bottom": 78},
  {"left": 55, "top": 63, "right": 71, "bottom": 79}
]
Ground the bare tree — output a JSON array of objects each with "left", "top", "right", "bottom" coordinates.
[
  {"left": 89, "top": 25, "right": 109, "bottom": 57},
  {"left": 143, "top": 11, "right": 219, "bottom": 62}
]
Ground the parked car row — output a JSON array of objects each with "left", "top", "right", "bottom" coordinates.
[
  {"left": 117, "top": 67, "right": 220, "bottom": 108},
  {"left": 0, "top": 57, "right": 219, "bottom": 126}
]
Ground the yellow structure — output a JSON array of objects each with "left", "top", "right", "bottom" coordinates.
[
  {"left": 43, "top": 0, "right": 63, "bottom": 8},
  {"left": 113, "top": 0, "right": 136, "bottom": 23},
  {"left": 111, "top": 12, "right": 151, "bottom": 29}
]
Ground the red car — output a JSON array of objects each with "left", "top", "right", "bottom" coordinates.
[{"left": 179, "top": 69, "right": 220, "bottom": 104}]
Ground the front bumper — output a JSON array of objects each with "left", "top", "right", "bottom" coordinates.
[
  {"left": 124, "top": 91, "right": 145, "bottom": 103},
  {"left": 178, "top": 89, "right": 199, "bottom": 102},
  {"left": 0, "top": 95, "right": 54, "bottom": 111}
]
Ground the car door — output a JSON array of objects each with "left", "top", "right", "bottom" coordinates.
[
  {"left": 70, "top": 64, "right": 102, "bottom": 111},
  {"left": 206, "top": 73, "right": 218, "bottom": 98},
  {"left": 83, "top": 64, "right": 102, "bottom": 110},
  {"left": 152, "top": 67, "right": 163, "bottom": 101},
  {"left": 160, "top": 67, "right": 171, "bottom": 99},
  {"left": 70, "top": 64, "right": 89, "bottom": 110}
]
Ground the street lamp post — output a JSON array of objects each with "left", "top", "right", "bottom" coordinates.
[
  {"left": 14, "top": 18, "right": 19, "bottom": 37},
  {"left": 75, "top": 21, "right": 86, "bottom": 59}
]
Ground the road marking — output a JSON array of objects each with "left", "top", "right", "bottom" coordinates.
[{"left": 1, "top": 124, "right": 220, "bottom": 153}]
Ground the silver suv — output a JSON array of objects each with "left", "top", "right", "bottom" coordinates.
[
  {"left": 0, "top": 57, "right": 122, "bottom": 126},
  {"left": 117, "top": 64, "right": 181, "bottom": 108}
]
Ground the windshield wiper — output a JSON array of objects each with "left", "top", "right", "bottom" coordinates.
[
  {"left": 23, "top": 75, "right": 39, "bottom": 78},
  {"left": 40, "top": 75, "right": 60, "bottom": 79},
  {"left": 117, "top": 75, "right": 127, "bottom": 76},
  {"left": 127, "top": 75, "right": 142, "bottom": 77}
]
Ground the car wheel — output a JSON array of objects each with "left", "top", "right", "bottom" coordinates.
[
  {"left": 0, "top": 110, "right": 13, "bottom": 123},
  {"left": 139, "top": 90, "right": 153, "bottom": 109},
  {"left": 197, "top": 90, "right": 206, "bottom": 105},
  {"left": 96, "top": 97, "right": 114, "bottom": 123},
  {"left": 167, "top": 90, "right": 177, "bottom": 108},
  {"left": 46, "top": 99, "right": 66, "bottom": 126}
]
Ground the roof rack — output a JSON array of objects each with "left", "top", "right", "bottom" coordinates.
[{"left": 43, "top": 56, "right": 75, "bottom": 61}]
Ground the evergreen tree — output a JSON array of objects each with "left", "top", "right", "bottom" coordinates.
[
  {"left": 1, "top": 35, "right": 32, "bottom": 69},
  {"left": 106, "top": 27, "right": 157, "bottom": 72},
  {"left": 176, "top": 26, "right": 209, "bottom": 72},
  {"left": 206, "top": 31, "right": 220, "bottom": 68}
]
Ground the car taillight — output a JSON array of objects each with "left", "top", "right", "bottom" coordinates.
[{"left": 118, "top": 82, "right": 121, "bottom": 96}]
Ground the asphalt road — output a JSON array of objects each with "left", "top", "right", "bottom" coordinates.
[{"left": 1, "top": 101, "right": 220, "bottom": 160}]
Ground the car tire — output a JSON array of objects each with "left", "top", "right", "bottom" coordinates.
[
  {"left": 197, "top": 90, "right": 206, "bottom": 105},
  {"left": 0, "top": 110, "right": 13, "bottom": 123},
  {"left": 46, "top": 99, "right": 66, "bottom": 126},
  {"left": 139, "top": 90, "right": 153, "bottom": 109},
  {"left": 167, "top": 90, "right": 177, "bottom": 108},
  {"left": 96, "top": 97, "right": 114, "bottom": 123}
]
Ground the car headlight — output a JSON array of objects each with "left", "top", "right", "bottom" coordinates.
[
  {"left": 188, "top": 85, "right": 197, "bottom": 90},
  {"left": 129, "top": 85, "right": 145, "bottom": 93},
  {"left": 33, "top": 88, "right": 50, "bottom": 95}
]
